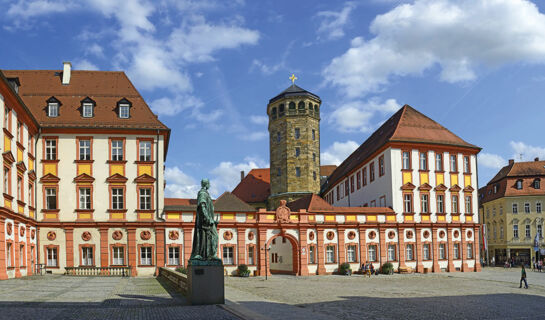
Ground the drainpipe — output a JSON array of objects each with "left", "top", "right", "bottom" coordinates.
[
  {"left": 156, "top": 130, "right": 166, "bottom": 269},
  {"left": 34, "top": 128, "right": 41, "bottom": 272}
]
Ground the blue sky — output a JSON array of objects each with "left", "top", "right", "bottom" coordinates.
[{"left": 2, "top": 0, "right": 545, "bottom": 198}]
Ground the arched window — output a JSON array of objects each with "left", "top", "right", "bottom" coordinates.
[
  {"left": 278, "top": 104, "right": 285, "bottom": 117},
  {"left": 534, "top": 178, "right": 540, "bottom": 189},
  {"left": 308, "top": 102, "right": 313, "bottom": 110},
  {"left": 516, "top": 179, "right": 523, "bottom": 190},
  {"left": 289, "top": 102, "right": 295, "bottom": 110},
  {"left": 271, "top": 107, "right": 277, "bottom": 115},
  {"left": 314, "top": 105, "right": 318, "bottom": 112},
  {"left": 298, "top": 101, "right": 305, "bottom": 109}
]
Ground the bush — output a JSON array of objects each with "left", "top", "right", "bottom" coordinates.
[
  {"left": 237, "top": 264, "right": 250, "bottom": 277},
  {"left": 175, "top": 266, "right": 187, "bottom": 275},
  {"left": 381, "top": 262, "right": 394, "bottom": 275},
  {"left": 339, "top": 262, "right": 352, "bottom": 275}
]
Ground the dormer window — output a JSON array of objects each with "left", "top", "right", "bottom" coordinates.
[
  {"left": 83, "top": 103, "right": 93, "bottom": 118},
  {"left": 117, "top": 98, "right": 132, "bottom": 119},
  {"left": 516, "top": 179, "right": 523, "bottom": 190},
  {"left": 534, "top": 179, "right": 540, "bottom": 189},
  {"left": 48, "top": 103, "right": 58, "bottom": 117}
]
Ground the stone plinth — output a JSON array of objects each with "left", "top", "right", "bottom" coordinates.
[{"left": 188, "top": 260, "right": 224, "bottom": 305}]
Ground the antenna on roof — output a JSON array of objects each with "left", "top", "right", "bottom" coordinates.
[{"left": 519, "top": 153, "right": 523, "bottom": 161}]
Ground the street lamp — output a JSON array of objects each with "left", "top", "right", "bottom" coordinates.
[{"left": 261, "top": 245, "right": 270, "bottom": 280}]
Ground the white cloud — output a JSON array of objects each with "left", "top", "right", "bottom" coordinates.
[
  {"left": 238, "top": 131, "right": 268, "bottom": 141},
  {"left": 165, "top": 166, "right": 200, "bottom": 198},
  {"left": 321, "top": 140, "right": 359, "bottom": 166},
  {"left": 73, "top": 59, "right": 99, "bottom": 71},
  {"left": 316, "top": 2, "right": 356, "bottom": 40},
  {"left": 478, "top": 153, "right": 506, "bottom": 170},
  {"left": 510, "top": 141, "right": 545, "bottom": 162},
  {"left": 250, "top": 41, "right": 294, "bottom": 75},
  {"left": 249, "top": 115, "right": 268, "bottom": 125},
  {"left": 209, "top": 156, "right": 267, "bottom": 196},
  {"left": 328, "top": 97, "right": 400, "bottom": 132},
  {"left": 7, "top": 0, "right": 76, "bottom": 18},
  {"left": 323, "top": 0, "right": 545, "bottom": 98}
]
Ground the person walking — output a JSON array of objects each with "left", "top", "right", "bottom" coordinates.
[
  {"left": 519, "top": 265, "right": 528, "bottom": 289},
  {"left": 538, "top": 259, "right": 543, "bottom": 272}
]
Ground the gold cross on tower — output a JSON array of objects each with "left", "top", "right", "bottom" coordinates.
[{"left": 289, "top": 73, "right": 297, "bottom": 85}]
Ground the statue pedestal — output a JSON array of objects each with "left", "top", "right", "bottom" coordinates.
[{"left": 188, "top": 260, "right": 224, "bottom": 305}]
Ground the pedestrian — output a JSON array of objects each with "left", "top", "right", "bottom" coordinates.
[
  {"left": 519, "top": 265, "right": 528, "bottom": 289},
  {"left": 538, "top": 259, "right": 543, "bottom": 272}
]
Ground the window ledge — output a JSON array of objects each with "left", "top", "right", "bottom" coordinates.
[
  {"left": 41, "top": 209, "right": 60, "bottom": 213},
  {"left": 75, "top": 160, "right": 94, "bottom": 164},
  {"left": 75, "top": 209, "right": 95, "bottom": 213},
  {"left": 41, "top": 159, "right": 59, "bottom": 164},
  {"left": 3, "top": 128, "right": 13, "bottom": 139},
  {"left": 107, "top": 209, "right": 128, "bottom": 213},
  {"left": 107, "top": 160, "right": 127, "bottom": 164},
  {"left": 135, "top": 161, "right": 155, "bottom": 165},
  {"left": 3, "top": 193, "right": 14, "bottom": 201}
]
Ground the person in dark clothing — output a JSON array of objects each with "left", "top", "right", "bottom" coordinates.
[{"left": 520, "top": 265, "right": 528, "bottom": 289}]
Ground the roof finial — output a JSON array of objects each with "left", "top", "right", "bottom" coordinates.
[{"left": 289, "top": 73, "right": 297, "bottom": 85}]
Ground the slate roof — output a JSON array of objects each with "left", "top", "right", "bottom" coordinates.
[
  {"left": 287, "top": 194, "right": 394, "bottom": 214},
  {"left": 269, "top": 84, "right": 320, "bottom": 104},
  {"left": 322, "top": 105, "right": 480, "bottom": 194},
  {"left": 2, "top": 69, "right": 168, "bottom": 131}
]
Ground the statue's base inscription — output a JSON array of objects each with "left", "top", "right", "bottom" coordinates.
[{"left": 188, "top": 264, "right": 225, "bottom": 305}]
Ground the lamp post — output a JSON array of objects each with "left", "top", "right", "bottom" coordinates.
[{"left": 261, "top": 245, "right": 270, "bottom": 280}]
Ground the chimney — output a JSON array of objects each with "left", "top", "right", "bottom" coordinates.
[
  {"left": 240, "top": 171, "right": 245, "bottom": 181},
  {"left": 62, "top": 61, "right": 72, "bottom": 85},
  {"left": 535, "top": 157, "right": 540, "bottom": 162},
  {"left": 508, "top": 159, "right": 514, "bottom": 165}
]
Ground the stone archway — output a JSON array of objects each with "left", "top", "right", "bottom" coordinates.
[{"left": 266, "top": 233, "right": 300, "bottom": 275}]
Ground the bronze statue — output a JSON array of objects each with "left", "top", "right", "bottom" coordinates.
[{"left": 190, "top": 179, "right": 221, "bottom": 262}]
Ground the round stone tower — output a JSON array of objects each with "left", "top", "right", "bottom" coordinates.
[{"left": 267, "top": 82, "right": 321, "bottom": 209}]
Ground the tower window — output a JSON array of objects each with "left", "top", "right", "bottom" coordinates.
[
  {"left": 276, "top": 132, "right": 281, "bottom": 142},
  {"left": 277, "top": 168, "right": 281, "bottom": 177},
  {"left": 289, "top": 102, "right": 295, "bottom": 110},
  {"left": 308, "top": 103, "right": 313, "bottom": 110},
  {"left": 298, "top": 101, "right": 305, "bottom": 109},
  {"left": 312, "top": 129, "right": 316, "bottom": 140},
  {"left": 295, "top": 147, "right": 300, "bottom": 157},
  {"left": 295, "top": 167, "right": 301, "bottom": 177},
  {"left": 295, "top": 128, "right": 300, "bottom": 139},
  {"left": 279, "top": 104, "right": 285, "bottom": 115},
  {"left": 313, "top": 153, "right": 316, "bottom": 162},
  {"left": 313, "top": 171, "right": 316, "bottom": 180}
]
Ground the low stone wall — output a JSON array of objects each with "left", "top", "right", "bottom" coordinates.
[{"left": 158, "top": 267, "right": 188, "bottom": 295}]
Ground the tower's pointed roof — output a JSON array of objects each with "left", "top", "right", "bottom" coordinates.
[
  {"left": 321, "top": 104, "right": 480, "bottom": 193},
  {"left": 269, "top": 84, "right": 321, "bottom": 104}
]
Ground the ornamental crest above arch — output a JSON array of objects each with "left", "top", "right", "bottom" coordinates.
[{"left": 275, "top": 200, "right": 291, "bottom": 223}]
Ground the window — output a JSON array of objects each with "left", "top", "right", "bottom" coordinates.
[
  {"left": 421, "top": 194, "right": 429, "bottom": 213},
  {"left": 4, "top": 107, "right": 9, "bottom": 129},
  {"left": 48, "top": 103, "right": 58, "bottom": 117},
  {"left": 437, "top": 195, "right": 444, "bottom": 214},
  {"left": 279, "top": 104, "right": 285, "bottom": 114},
  {"left": 500, "top": 206, "right": 503, "bottom": 215},
  {"left": 537, "top": 202, "right": 542, "bottom": 214},
  {"left": 45, "top": 139, "right": 57, "bottom": 160},
  {"left": 439, "top": 243, "right": 446, "bottom": 260},
  {"left": 350, "top": 176, "right": 355, "bottom": 193},
  {"left": 82, "top": 103, "right": 93, "bottom": 118},
  {"left": 379, "top": 196, "right": 386, "bottom": 207},
  {"left": 538, "top": 225, "right": 543, "bottom": 238},
  {"left": 450, "top": 155, "right": 457, "bottom": 172},
  {"left": 79, "top": 139, "right": 91, "bottom": 160},
  {"left": 493, "top": 185, "right": 498, "bottom": 193},
  {"left": 423, "top": 244, "right": 430, "bottom": 260},
  {"left": 82, "top": 247, "right": 93, "bottom": 266},
  {"left": 402, "top": 151, "right": 410, "bottom": 170},
  {"left": 169, "top": 247, "right": 180, "bottom": 265},
  {"left": 276, "top": 132, "right": 281, "bottom": 142},
  {"left": 139, "top": 188, "right": 152, "bottom": 210},
  {"left": 357, "top": 172, "right": 361, "bottom": 189},
  {"left": 6, "top": 243, "right": 12, "bottom": 267},
  {"left": 46, "top": 247, "right": 57, "bottom": 267},
  {"left": 295, "top": 167, "right": 301, "bottom": 177},
  {"left": 17, "top": 176, "right": 22, "bottom": 201},
  {"left": 368, "top": 245, "right": 377, "bottom": 262},
  {"left": 79, "top": 188, "right": 91, "bottom": 210},
  {"left": 119, "top": 104, "right": 130, "bottom": 118},
  {"left": 140, "top": 247, "right": 152, "bottom": 265},
  {"left": 19, "top": 244, "right": 24, "bottom": 266},
  {"left": 295, "top": 147, "right": 300, "bottom": 157},
  {"left": 347, "top": 245, "right": 357, "bottom": 263},
  {"left": 453, "top": 243, "right": 460, "bottom": 259},
  {"left": 345, "top": 180, "right": 349, "bottom": 197},
  {"left": 28, "top": 183, "right": 34, "bottom": 207},
  {"left": 111, "top": 140, "right": 123, "bottom": 161},
  {"left": 363, "top": 167, "right": 367, "bottom": 186},
  {"left": 313, "top": 171, "right": 316, "bottom": 181},
  {"left": 493, "top": 225, "right": 497, "bottom": 239},
  {"left": 387, "top": 245, "right": 396, "bottom": 261},
  {"left": 513, "top": 203, "right": 518, "bottom": 214},
  {"left": 419, "top": 152, "right": 427, "bottom": 170},
  {"left": 313, "top": 153, "right": 316, "bottom": 163},
  {"left": 524, "top": 203, "right": 530, "bottom": 213},
  {"left": 465, "top": 195, "right": 472, "bottom": 213},
  {"left": 336, "top": 185, "right": 340, "bottom": 201},
  {"left": 463, "top": 156, "right": 470, "bottom": 173},
  {"left": 534, "top": 179, "right": 541, "bottom": 189},
  {"left": 112, "top": 188, "right": 124, "bottom": 210},
  {"left": 513, "top": 224, "right": 519, "bottom": 238},
  {"left": 17, "top": 122, "right": 22, "bottom": 142},
  {"left": 452, "top": 195, "right": 459, "bottom": 214},
  {"left": 404, "top": 194, "right": 412, "bottom": 213},
  {"left": 139, "top": 141, "right": 152, "bottom": 161},
  {"left": 406, "top": 244, "right": 414, "bottom": 261},
  {"left": 223, "top": 247, "right": 234, "bottom": 265},
  {"left": 466, "top": 243, "right": 473, "bottom": 259},
  {"left": 369, "top": 162, "right": 375, "bottom": 182},
  {"left": 516, "top": 180, "right": 523, "bottom": 190},
  {"left": 277, "top": 168, "right": 281, "bottom": 177},
  {"left": 248, "top": 246, "right": 254, "bottom": 265},
  {"left": 45, "top": 188, "right": 57, "bottom": 210},
  {"left": 326, "top": 245, "right": 335, "bottom": 263},
  {"left": 112, "top": 247, "right": 124, "bottom": 265},
  {"left": 295, "top": 128, "right": 300, "bottom": 139},
  {"left": 435, "top": 153, "right": 443, "bottom": 171},
  {"left": 4, "top": 168, "right": 9, "bottom": 195},
  {"left": 312, "top": 129, "right": 316, "bottom": 140},
  {"left": 525, "top": 224, "right": 531, "bottom": 238},
  {"left": 309, "top": 246, "right": 315, "bottom": 264},
  {"left": 379, "top": 156, "right": 385, "bottom": 176},
  {"left": 500, "top": 226, "right": 504, "bottom": 239}
]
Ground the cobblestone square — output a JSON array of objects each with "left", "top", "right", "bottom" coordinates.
[{"left": 225, "top": 268, "right": 545, "bottom": 319}]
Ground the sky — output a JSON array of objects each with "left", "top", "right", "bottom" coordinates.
[{"left": 2, "top": 0, "right": 545, "bottom": 198}]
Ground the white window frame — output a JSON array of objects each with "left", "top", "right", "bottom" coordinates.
[
  {"left": 525, "top": 203, "right": 530, "bottom": 213},
  {"left": 326, "top": 245, "right": 335, "bottom": 263},
  {"left": 423, "top": 243, "right": 430, "bottom": 260},
  {"left": 525, "top": 224, "right": 531, "bottom": 238},
  {"left": 81, "top": 247, "right": 93, "bottom": 266},
  {"left": 112, "top": 247, "right": 124, "bottom": 265},
  {"left": 421, "top": 194, "right": 429, "bottom": 213},
  {"left": 79, "top": 187, "right": 91, "bottom": 210},
  {"left": 79, "top": 139, "right": 91, "bottom": 160},
  {"left": 309, "top": 246, "right": 315, "bottom": 264},
  {"left": 347, "top": 245, "right": 356, "bottom": 263},
  {"left": 419, "top": 152, "right": 427, "bottom": 170},
  {"left": 47, "top": 247, "right": 57, "bottom": 267},
  {"left": 168, "top": 247, "right": 180, "bottom": 266},
  {"left": 139, "top": 188, "right": 152, "bottom": 210},
  {"left": 437, "top": 195, "right": 444, "bottom": 214},
  {"left": 82, "top": 103, "right": 93, "bottom": 118},
  {"left": 111, "top": 140, "right": 123, "bottom": 161},
  {"left": 513, "top": 203, "right": 518, "bottom": 214},
  {"left": 48, "top": 103, "right": 58, "bottom": 117},
  {"left": 466, "top": 243, "right": 473, "bottom": 259},
  {"left": 439, "top": 243, "right": 446, "bottom": 260},
  {"left": 537, "top": 202, "right": 542, "bottom": 214},
  {"left": 119, "top": 104, "right": 130, "bottom": 119},
  {"left": 453, "top": 243, "right": 460, "bottom": 260},
  {"left": 387, "top": 244, "right": 396, "bottom": 261},
  {"left": 435, "top": 153, "right": 442, "bottom": 171},
  {"left": 112, "top": 188, "right": 124, "bottom": 210},
  {"left": 139, "top": 141, "right": 152, "bottom": 162},
  {"left": 368, "top": 245, "right": 377, "bottom": 262},
  {"left": 140, "top": 247, "right": 152, "bottom": 266},
  {"left": 402, "top": 151, "right": 410, "bottom": 170},
  {"left": 223, "top": 247, "right": 234, "bottom": 265},
  {"left": 404, "top": 194, "right": 412, "bottom": 213},
  {"left": 248, "top": 246, "right": 254, "bottom": 265},
  {"left": 452, "top": 195, "right": 458, "bottom": 214},
  {"left": 45, "top": 188, "right": 57, "bottom": 210},
  {"left": 513, "top": 224, "right": 519, "bottom": 238},
  {"left": 406, "top": 244, "right": 414, "bottom": 261},
  {"left": 45, "top": 139, "right": 56, "bottom": 160}
]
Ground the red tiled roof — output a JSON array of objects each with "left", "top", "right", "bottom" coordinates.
[
  {"left": 2, "top": 70, "right": 168, "bottom": 131},
  {"left": 165, "top": 198, "right": 197, "bottom": 206},
  {"left": 287, "top": 194, "right": 394, "bottom": 214},
  {"left": 320, "top": 165, "right": 337, "bottom": 177},
  {"left": 322, "top": 105, "right": 480, "bottom": 194},
  {"left": 214, "top": 192, "right": 256, "bottom": 212},
  {"left": 232, "top": 169, "right": 271, "bottom": 203}
]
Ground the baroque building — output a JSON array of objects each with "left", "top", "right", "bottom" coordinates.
[{"left": 479, "top": 159, "right": 545, "bottom": 266}]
